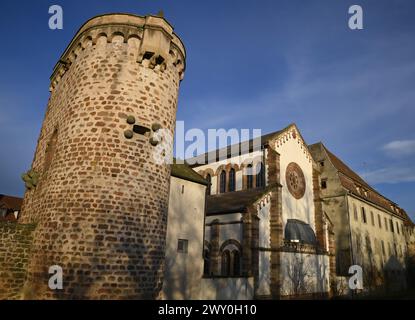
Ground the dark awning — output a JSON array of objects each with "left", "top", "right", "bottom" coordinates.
[{"left": 284, "top": 219, "right": 317, "bottom": 245}]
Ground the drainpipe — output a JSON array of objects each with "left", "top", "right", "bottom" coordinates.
[
  {"left": 345, "top": 191, "right": 355, "bottom": 266},
  {"left": 344, "top": 191, "right": 356, "bottom": 298}
]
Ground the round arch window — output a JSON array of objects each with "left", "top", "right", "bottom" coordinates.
[{"left": 285, "top": 162, "right": 306, "bottom": 199}]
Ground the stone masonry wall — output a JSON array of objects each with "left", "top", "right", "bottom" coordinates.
[
  {"left": 0, "top": 222, "right": 36, "bottom": 299},
  {"left": 18, "top": 14, "right": 186, "bottom": 299},
  {"left": 267, "top": 146, "right": 283, "bottom": 299}
]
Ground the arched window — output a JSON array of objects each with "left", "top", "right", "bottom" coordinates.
[
  {"left": 256, "top": 162, "right": 265, "bottom": 188},
  {"left": 203, "top": 248, "right": 210, "bottom": 276},
  {"left": 229, "top": 168, "right": 236, "bottom": 192},
  {"left": 206, "top": 174, "right": 212, "bottom": 195},
  {"left": 220, "top": 170, "right": 227, "bottom": 193},
  {"left": 221, "top": 250, "right": 231, "bottom": 276},
  {"left": 232, "top": 250, "right": 241, "bottom": 276},
  {"left": 246, "top": 164, "right": 253, "bottom": 189}
]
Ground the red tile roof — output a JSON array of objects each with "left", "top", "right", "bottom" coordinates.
[
  {"left": 0, "top": 194, "right": 23, "bottom": 211},
  {"left": 322, "top": 146, "right": 410, "bottom": 222}
]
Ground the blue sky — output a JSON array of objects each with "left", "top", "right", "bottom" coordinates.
[{"left": 0, "top": 0, "right": 414, "bottom": 219}]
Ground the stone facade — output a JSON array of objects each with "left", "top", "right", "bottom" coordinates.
[
  {"left": 18, "top": 13, "right": 186, "bottom": 299},
  {"left": 0, "top": 222, "right": 36, "bottom": 299},
  {"left": 0, "top": 12, "right": 413, "bottom": 301},
  {"left": 309, "top": 142, "right": 411, "bottom": 292},
  {"left": 194, "top": 124, "right": 333, "bottom": 299}
]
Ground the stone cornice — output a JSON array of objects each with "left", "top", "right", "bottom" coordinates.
[{"left": 50, "top": 13, "right": 186, "bottom": 92}]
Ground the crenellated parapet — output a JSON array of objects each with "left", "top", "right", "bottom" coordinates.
[{"left": 50, "top": 13, "right": 186, "bottom": 92}]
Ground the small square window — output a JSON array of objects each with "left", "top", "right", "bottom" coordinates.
[
  {"left": 177, "top": 239, "right": 188, "bottom": 254},
  {"left": 319, "top": 161, "right": 325, "bottom": 167}
]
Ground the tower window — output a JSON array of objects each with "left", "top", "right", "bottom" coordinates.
[
  {"left": 177, "top": 239, "right": 188, "bottom": 254},
  {"left": 206, "top": 174, "right": 212, "bottom": 195},
  {"left": 232, "top": 250, "right": 241, "bottom": 276},
  {"left": 319, "top": 161, "right": 325, "bottom": 167},
  {"left": 256, "top": 162, "right": 265, "bottom": 188},
  {"left": 220, "top": 170, "right": 227, "bottom": 193},
  {"left": 221, "top": 250, "right": 231, "bottom": 276},
  {"left": 246, "top": 164, "right": 253, "bottom": 189},
  {"left": 229, "top": 168, "right": 236, "bottom": 192},
  {"left": 321, "top": 179, "right": 327, "bottom": 189},
  {"left": 203, "top": 248, "right": 211, "bottom": 276}
]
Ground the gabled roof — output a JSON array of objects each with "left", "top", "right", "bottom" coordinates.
[
  {"left": 311, "top": 143, "right": 410, "bottom": 221},
  {"left": 0, "top": 194, "right": 23, "bottom": 211},
  {"left": 171, "top": 160, "right": 208, "bottom": 185},
  {"left": 401, "top": 209, "right": 415, "bottom": 227},
  {"left": 206, "top": 187, "right": 272, "bottom": 216},
  {"left": 324, "top": 147, "right": 373, "bottom": 191},
  {"left": 188, "top": 123, "right": 298, "bottom": 167}
]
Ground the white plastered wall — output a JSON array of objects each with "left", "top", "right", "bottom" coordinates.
[
  {"left": 274, "top": 129, "right": 316, "bottom": 234},
  {"left": 162, "top": 176, "right": 206, "bottom": 300}
]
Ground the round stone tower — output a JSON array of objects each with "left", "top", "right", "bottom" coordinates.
[{"left": 19, "top": 13, "right": 186, "bottom": 299}]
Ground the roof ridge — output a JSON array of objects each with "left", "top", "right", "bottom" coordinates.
[
  {"left": 320, "top": 143, "right": 406, "bottom": 214},
  {"left": 187, "top": 123, "right": 297, "bottom": 167},
  {"left": 171, "top": 160, "right": 207, "bottom": 185}
]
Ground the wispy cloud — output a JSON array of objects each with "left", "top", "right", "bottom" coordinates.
[
  {"left": 184, "top": 31, "right": 415, "bottom": 149},
  {"left": 382, "top": 140, "right": 415, "bottom": 157},
  {"left": 362, "top": 166, "right": 415, "bottom": 184}
]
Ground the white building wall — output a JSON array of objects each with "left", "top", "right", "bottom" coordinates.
[
  {"left": 236, "top": 171, "right": 243, "bottom": 191},
  {"left": 195, "top": 150, "right": 264, "bottom": 195},
  {"left": 205, "top": 213, "right": 243, "bottom": 252},
  {"left": 200, "top": 277, "right": 254, "bottom": 300},
  {"left": 162, "top": 176, "right": 206, "bottom": 300},
  {"left": 274, "top": 132, "right": 316, "bottom": 233},
  {"left": 219, "top": 223, "right": 243, "bottom": 246},
  {"left": 280, "top": 252, "right": 330, "bottom": 296},
  {"left": 257, "top": 201, "right": 271, "bottom": 296},
  {"left": 257, "top": 251, "right": 271, "bottom": 297},
  {"left": 348, "top": 195, "right": 407, "bottom": 271}
]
